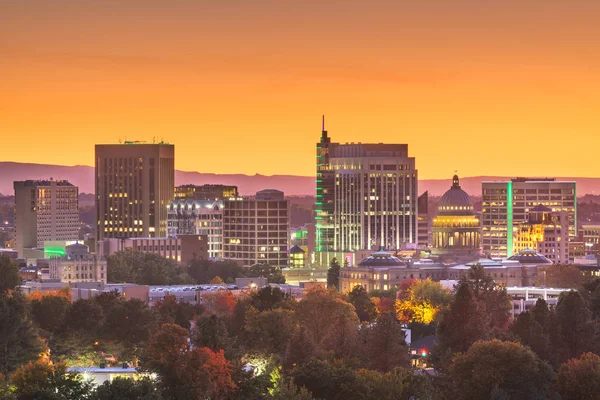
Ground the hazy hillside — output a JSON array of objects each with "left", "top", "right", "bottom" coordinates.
[{"left": 2, "top": 162, "right": 600, "bottom": 197}]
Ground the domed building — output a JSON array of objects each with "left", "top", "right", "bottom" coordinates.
[{"left": 432, "top": 175, "right": 480, "bottom": 255}]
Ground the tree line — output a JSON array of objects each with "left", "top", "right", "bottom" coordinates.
[
  {"left": 106, "top": 249, "right": 286, "bottom": 285},
  {"left": 2, "top": 253, "right": 600, "bottom": 399}
]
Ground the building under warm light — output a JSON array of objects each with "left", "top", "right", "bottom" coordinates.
[
  {"left": 315, "top": 124, "right": 418, "bottom": 260},
  {"left": 513, "top": 205, "right": 569, "bottom": 264},
  {"left": 95, "top": 142, "right": 174, "bottom": 243},
  {"left": 481, "top": 178, "right": 576, "bottom": 258},
  {"left": 174, "top": 184, "right": 238, "bottom": 201},
  {"left": 49, "top": 243, "right": 107, "bottom": 284},
  {"left": 13, "top": 179, "right": 79, "bottom": 257},
  {"left": 431, "top": 175, "right": 480, "bottom": 256},
  {"left": 289, "top": 245, "right": 306, "bottom": 269},
  {"left": 223, "top": 189, "right": 290, "bottom": 268}
]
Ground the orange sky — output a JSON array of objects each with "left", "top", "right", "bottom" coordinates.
[{"left": 2, "top": 1, "right": 600, "bottom": 179}]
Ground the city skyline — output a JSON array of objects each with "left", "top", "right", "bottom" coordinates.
[{"left": 3, "top": 1, "right": 600, "bottom": 179}]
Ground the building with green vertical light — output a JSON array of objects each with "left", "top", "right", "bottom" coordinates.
[
  {"left": 315, "top": 119, "right": 418, "bottom": 265},
  {"left": 482, "top": 178, "right": 576, "bottom": 258}
]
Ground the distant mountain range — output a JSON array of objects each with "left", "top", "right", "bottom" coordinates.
[{"left": 1, "top": 162, "right": 600, "bottom": 197}]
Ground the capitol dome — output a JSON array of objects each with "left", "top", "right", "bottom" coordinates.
[
  {"left": 437, "top": 175, "right": 474, "bottom": 216},
  {"left": 432, "top": 174, "right": 480, "bottom": 256},
  {"left": 358, "top": 251, "right": 406, "bottom": 267}
]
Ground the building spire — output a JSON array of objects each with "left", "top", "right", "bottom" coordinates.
[{"left": 322, "top": 115, "right": 325, "bottom": 132}]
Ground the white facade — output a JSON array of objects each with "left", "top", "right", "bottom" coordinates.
[{"left": 329, "top": 143, "right": 417, "bottom": 251}]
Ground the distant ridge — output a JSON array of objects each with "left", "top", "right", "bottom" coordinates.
[{"left": 1, "top": 162, "right": 600, "bottom": 197}]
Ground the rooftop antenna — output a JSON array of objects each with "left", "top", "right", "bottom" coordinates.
[{"left": 322, "top": 115, "right": 325, "bottom": 132}]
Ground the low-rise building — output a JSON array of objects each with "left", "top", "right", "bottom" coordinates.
[
  {"left": 97, "top": 235, "right": 208, "bottom": 264},
  {"left": 49, "top": 243, "right": 107, "bottom": 284},
  {"left": 339, "top": 249, "right": 554, "bottom": 293},
  {"left": 513, "top": 205, "right": 569, "bottom": 264},
  {"left": 582, "top": 225, "right": 600, "bottom": 256}
]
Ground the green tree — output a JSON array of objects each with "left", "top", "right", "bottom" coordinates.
[
  {"left": 459, "top": 265, "right": 512, "bottom": 329},
  {"left": 191, "top": 315, "right": 236, "bottom": 358},
  {"left": 30, "top": 294, "right": 72, "bottom": 334},
  {"left": 63, "top": 298, "right": 105, "bottom": 335},
  {"left": 321, "top": 311, "right": 359, "bottom": 360},
  {"left": 295, "top": 287, "right": 359, "bottom": 348},
  {"left": 139, "top": 324, "right": 190, "bottom": 399},
  {"left": 0, "top": 255, "right": 21, "bottom": 294},
  {"left": 450, "top": 340, "right": 554, "bottom": 400},
  {"left": 347, "top": 286, "right": 378, "bottom": 322},
  {"left": 91, "top": 377, "right": 162, "bottom": 400},
  {"left": 187, "top": 258, "right": 246, "bottom": 284},
  {"left": 152, "top": 293, "right": 199, "bottom": 330},
  {"left": 362, "top": 312, "right": 409, "bottom": 372},
  {"left": 432, "top": 283, "right": 490, "bottom": 370},
  {"left": 247, "top": 264, "right": 286, "bottom": 284},
  {"left": 107, "top": 250, "right": 190, "bottom": 285},
  {"left": 353, "top": 368, "right": 434, "bottom": 400},
  {"left": 555, "top": 352, "right": 600, "bottom": 400},
  {"left": 285, "top": 326, "right": 317, "bottom": 368},
  {"left": 104, "top": 299, "right": 156, "bottom": 357},
  {"left": 539, "top": 264, "right": 586, "bottom": 289},
  {"left": 555, "top": 291, "right": 598, "bottom": 361},
  {"left": 11, "top": 359, "right": 94, "bottom": 400},
  {"left": 271, "top": 378, "right": 314, "bottom": 400},
  {"left": 250, "top": 286, "right": 286, "bottom": 311},
  {"left": 291, "top": 358, "right": 357, "bottom": 400},
  {"left": 511, "top": 311, "right": 551, "bottom": 363},
  {"left": 244, "top": 307, "right": 297, "bottom": 355},
  {"left": 327, "top": 258, "right": 341, "bottom": 290},
  {"left": 0, "top": 292, "right": 42, "bottom": 375}
]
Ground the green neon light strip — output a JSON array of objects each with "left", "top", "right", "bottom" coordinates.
[
  {"left": 45, "top": 248, "right": 66, "bottom": 256},
  {"left": 507, "top": 181, "right": 513, "bottom": 257}
]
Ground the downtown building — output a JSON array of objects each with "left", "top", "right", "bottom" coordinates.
[
  {"left": 14, "top": 179, "right": 79, "bottom": 257},
  {"left": 95, "top": 142, "right": 175, "bottom": 242},
  {"left": 167, "top": 200, "right": 224, "bottom": 259},
  {"left": 174, "top": 184, "right": 238, "bottom": 201},
  {"left": 97, "top": 235, "right": 208, "bottom": 265},
  {"left": 316, "top": 126, "right": 418, "bottom": 264},
  {"left": 512, "top": 205, "right": 569, "bottom": 264},
  {"left": 481, "top": 178, "right": 576, "bottom": 258},
  {"left": 49, "top": 243, "right": 107, "bottom": 284},
  {"left": 222, "top": 189, "right": 290, "bottom": 268}
]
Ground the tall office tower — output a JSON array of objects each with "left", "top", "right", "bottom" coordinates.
[
  {"left": 223, "top": 189, "right": 290, "bottom": 268},
  {"left": 14, "top": 179, "right": 79, "bottom": 255},
  {"left": 175, "top": 184, "right": 238, "bottom": 201},
  {"left": 167, "top": 200, "right": 224, "bottom": 258},
  {"left": 95, "top": 142, "right": 175, "bottom": 242},
  {"left": 482, "top": 178, "right": 576, "bottom": 258},
  {"left": 417, "top": 191, "right": 430, "bottom": 247},
  {"left": 316, "top": 123, "right": 418, "bottom": 254}
]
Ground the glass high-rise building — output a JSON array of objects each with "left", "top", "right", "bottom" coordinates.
[
  {"left": 95, "top": 142, "right": 175, "bottom": 241},
  {"left": 316, "top": 124, "right": 418, "bottom": 254},
  {"left": 481, "top": 178, "right": 576, "bottom": 258}
]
